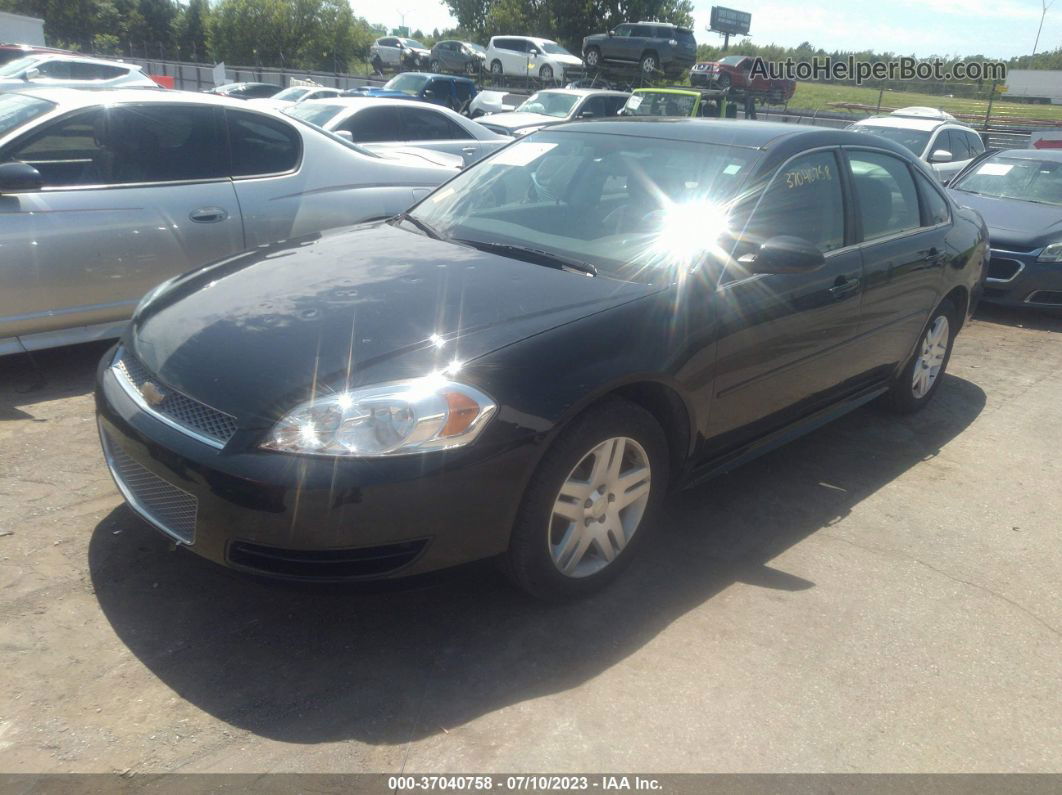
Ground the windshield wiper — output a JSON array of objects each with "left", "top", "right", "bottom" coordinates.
[
  {"left": 394, "top": 212, "right": 444, "bottom": 240},
  {"left": 453, "top": 238, "right": 598, "bottom": 276}
]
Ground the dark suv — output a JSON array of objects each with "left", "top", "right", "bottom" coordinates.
[{"left": 582, "top": 22, "right": 697, "bottom": 77}]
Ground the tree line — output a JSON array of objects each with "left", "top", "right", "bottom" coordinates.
[{"left": 1, "top": 0, "right": 1060, "bottom": 84}]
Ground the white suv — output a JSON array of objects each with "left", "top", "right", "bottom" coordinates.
[
  {"left": 485, "top": 36, "right": 583, "bottom": 82},
  {"left": 0, "top": 54, "right": 157, "bottom": 91},
  {"left": 850, "top": 107, "right": 986, "bottom": 182}
]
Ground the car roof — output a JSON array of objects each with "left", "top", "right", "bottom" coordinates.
[
  {"left": 391, "top": 71, "right": 475, "bottom": 83},
  {"left": 853, "top": 116, "right": 946, "bottom": 132},
  {"left": 16, "top": 86, "right": 259, "bottom": 110},
  {"left": 12, "top": 52, "right": 141, "bottom": 68},
  {"left": 532, "top": 88, "right": 629, "bottom": 97},
  {"left": 548, "top": 117, "right": 918, "bottom": 155},
  {"left": 633, "top": 88, "right": 699, "bottom": 96},
  {"left": 297, "top": 97, "right": 463, "bottom": 113}
]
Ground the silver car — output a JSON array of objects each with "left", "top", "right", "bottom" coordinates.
[
  {"left": 286, "top": 98, "right": 510, "bottom": 166},
  {"left": 0, "top": 53, "right": 157, "bottom": 91},
  {"left": 0, "top": 89, "right": 457, "bottom": 355}
]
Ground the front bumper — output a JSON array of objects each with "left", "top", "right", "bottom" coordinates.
[
  {"left": 981, "top": 248, "right": 1062, "bottom": 308},
  {"left": 95, "top": 347, "right": 541, "bottom": 581},
  {"left": 689, "top": 70, "right": 718, "bottom": 88}
]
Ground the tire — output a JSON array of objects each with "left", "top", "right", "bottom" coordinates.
[
  {"left": 371, "top": 55, "right": 384, "bottom": 75},
  {"left": 430, "top": 58, "right": 440, "bottom": 73},
  {"left": 539, "top": 64, "right": 554, "bottom": 81},
  {"left": 882, "top": 299, "right": 958, "bottom": 414},
  {"left": 639, "top": 52, "right": 658, "bottom": 75},
  {"left": 466, "top": 60, "right": 478, "bottom": 76},
  {"left": 490, "top": 59, "right": 503, "bottom": 75},
  {"left": 504, "top": 398, "right": 669, "bottom": 600},
  {"left": 584, "top": 46, "right": 601, "bottom": 68},
  {"left": 717, "top": 73, "right": 731, "bottom": 90}
]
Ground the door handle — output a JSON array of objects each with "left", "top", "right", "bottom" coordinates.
[
  {"left": 461, "top": 146, "right": 477, "bottom": 154},
  {"left": 189, "top": 207, "right": 228, "bottom": 223},
  {"left": 922, "top": 246, "right": 945, "bottom": 265},
  {"left": 828, "top": 275, "right": 861, "bottom": 299}
]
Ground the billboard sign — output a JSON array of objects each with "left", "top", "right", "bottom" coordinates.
[{"left": 710, "top": 6, "right": 752, "bottom": 36}]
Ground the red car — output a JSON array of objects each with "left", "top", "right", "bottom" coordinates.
[
  {"left": 0, "top": 42, "right": 75, "bottom": 66},
  {"left": 689, "top": 54, "right": 795, "bottom": 104}
]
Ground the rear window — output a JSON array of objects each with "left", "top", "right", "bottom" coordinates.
[
  {"left": 676, "top": 29, "right": 696, "bottom": 44},
  {"left": 286, "top": 103, "right": 346, "bottom": 127},
  {"left": 226, "top": 110, "right": 301, "bottom": 176}
]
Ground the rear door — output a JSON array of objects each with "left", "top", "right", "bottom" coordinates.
[
  {"left": 0, "top": 102, "right": 241, "bottom": 343},
  {"left": 498, "top": 39, "right": 526, "bottom": 73},
  {"left": 707, "top": 148, "right": 866, "bottom": 452},
  {"left": 846, "top": 148, "right": 949, "bottom": 373},
  {"left": 394, "top": 105, "right": 482, "bottom": 164}
]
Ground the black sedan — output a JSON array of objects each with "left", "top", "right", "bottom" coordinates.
[
  {"left": 204, "top": 82, "right": 282, "bottom": 100},
  {"left": 96, "top": 120, "right": 987, "bottom": 599},
  {"left": 948, "top": 148, "right": 1062, "bottom": 309}
]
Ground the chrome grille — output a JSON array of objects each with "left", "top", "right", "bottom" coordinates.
[
  {"left": 101, "top": 428, "right": 197, "bottom": 544},
  {"left": 113, "top": 348, "right": 238, "bottom": 447}
]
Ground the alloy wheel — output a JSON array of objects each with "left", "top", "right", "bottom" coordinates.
[
  {"left": 548, "top": 436, "right": 651, "bottom": 578},
  {"left": 586, "top": 49, "right": 599, "bottom": 67},
  {"left": 912, "top": 315, "right": 949, "bottom": 398},
  {"left": 641, "top": 55, "right": 656, "bottom": 73}
]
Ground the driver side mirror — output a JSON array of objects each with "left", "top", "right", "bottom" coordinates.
[
  {"left": 334, "top": 130, "right": 354, "bottom": 142},
  {"left": 24, "top": 67, "right": 40, "bottom": 81},
  {"left": 608, "top": 30, "right": 615, "bottom": 36},
  {"left": 741, "top": 236, "right": 825, "bottom": 274},
  {"left": 929, "top": 149, "right": 952, "bottom": 163},
  {"left": 0, "top": 161, "right": 43, "bottom": 193}
]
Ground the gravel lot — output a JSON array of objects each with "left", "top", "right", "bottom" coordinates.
[{"left": 0, "top": 306, "right": 1059, "bottom": 774}]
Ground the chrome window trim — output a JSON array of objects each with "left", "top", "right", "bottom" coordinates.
[
  {"left": 110, "top": 355, "right": 230, "bottom": 450},
  {"left": 98, "top": 420, "right": 197, "bottom": 546}
]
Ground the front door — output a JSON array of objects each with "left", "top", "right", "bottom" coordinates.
[
  {"left": 704, "top": 148, "right": 866, "bottom": 455},
  {"left": 0, "top": 103, "right": 241, "bottom": 343}
]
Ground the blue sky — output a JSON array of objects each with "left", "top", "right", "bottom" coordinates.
[{"left": 349, "top": 0, "right": 1062, "bottom": 59}]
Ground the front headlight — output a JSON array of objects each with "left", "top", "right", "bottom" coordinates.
[
  {"left": 1038, "top": 242, "right": 1062, "bottom": 262},
  {"left": 261, "top": 376, "right": 496, "bottom": 457}
]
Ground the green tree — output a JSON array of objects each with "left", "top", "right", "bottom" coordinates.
[{"left": 175, "top": 0, "right": 210, "bottom": 60}]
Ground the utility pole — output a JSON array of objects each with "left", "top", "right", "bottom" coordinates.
[{"left": 1033, "top": 0, "right": 1055, "bottom": 59}]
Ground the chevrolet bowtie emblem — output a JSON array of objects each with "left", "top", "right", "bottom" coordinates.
[{"left": 140, "top": 381, "right": 166, "bottom": 407}]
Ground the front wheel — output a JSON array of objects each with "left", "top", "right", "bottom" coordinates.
[
  {"left": 504, "top": 398, "right": 668, "bottom": 600},
  {"left": 883, "top": 299, "right": 958, "bottom": 413},
  {"left": 539, "top": 64, "right": 554, "bottom": 81},
  {"left": 639, "top": 53, "right": 658, "bottom": 74},
  {"left": 466, "top": 60, "right": 479, "bottom": 76},
  {"left": 584, "top": 47, "right": 601, "bottom": 68},
  {"left": 430, "top": 58, "right": 440, "bottom": 72},
  {"left": 490, "top": 59, "right": 503, "bottom": 75}
]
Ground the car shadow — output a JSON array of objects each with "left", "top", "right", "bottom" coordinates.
[
  {"left": 0, "top": 341, "right": 112, "bottom": 421},
  {"left": 974, "top": 303, "right": 1062, "bottom": 333},
  {"left": 88, "top": 375, "right": 986, "bottom": 746}
]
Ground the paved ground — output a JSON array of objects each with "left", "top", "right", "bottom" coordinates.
[{"left": 0, "top": 306, "right": 1059, "bottom": 774}]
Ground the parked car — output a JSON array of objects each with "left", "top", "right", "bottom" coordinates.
[
  {"left": 689, "top": 54, "right": 795, "bottom": 104},
  {"left": 582, "top": 21, "right": 696, "bottom": 77},
  {"left": 468, "top": 89, "right": 518, "bottom": 117},
  {"left": 345, "top": 73, "right": 477, "bottom": 113},
  {"left": 947, "top": 148, "right": 1062, "bottom": 309},
  {"left": 204, "top": 82, "right": 281, "bottom": 100},
  {"left": 478, "top": 88, "right": 630, "bottom": 136},
  {"left": 0, "top": 53, "right": 157, "bottom": 91},
  {"left": 95, "top": 119, "right": 985, "bottom": 599},
  {"left": 0, "top": 88, "right": 456, "bottom": 355},
  {"left": 850, "top": 107, "right": 985, "bottom": 182},
  {"left": 486, "top": 36, "right": 583, "bottom": 82},
  {"left": 370, "top": 37, "right": 431, "bottom": 73},
  {"left": 286, "top": 98, "right": 508, "bottom": 166},
  {"left": 0, "top": 43, "right": 74, "bottom": 66},
  {"left": 619, "top": 87, "right": 732, "bottom": 118},
  {"left": 251, "top": 85, "right": 343, "bottom": 108},
  {"left": 430, "top": 40, "right": 486, "bottom": 76}
]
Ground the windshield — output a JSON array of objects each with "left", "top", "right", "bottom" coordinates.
[
  {"left": 385, "top": 73, "right": 430, "bottom": 95},
  {"left": 718, "top": 55, "right": 747, "bottom": 66},
  {"left": 467, "top": 43, "right": 486, "bottom": 54},
  {"left": 622, "top": 92, "right": 696, "bottom": 117},
  {"left": 274, "top": 87, "right": 311, "bottom": 101},
  {"left": 540, "top": 41, "right": 572, "bottom": 55},
  {"left": 0, "top": 55, "right": 41, "bottom": 77},
  {"left": 0, "top": 93, "right": 55, "bottom": 137},
  {"left": 285, "top": 103, "right": 346, "bottom": 127},
  {"left": 952, "top": 155, "right": 1062, "bottom": 204},
  {"left": 401, "top": 39, "right": 425, "bottom": 49},
  {"left": 517, "top": 91, "right": 580, "bottom": 118},
  {"left": 855, "top": 123, "right": 931, "bottom": 155},
  {"left": 409, "top": 130, "right": 757, "bottom": 282}
]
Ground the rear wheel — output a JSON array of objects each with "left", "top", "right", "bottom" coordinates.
[
  {"left": 639, "top": 52, "right": 658, "bottom": 75},
  {"left": 490, "top": 59, "right": 503, "bottom": 75},
  {"left": 504, "top": 398, "right": 668, "bottom": 600},
  {"left": 371, "top": 55, "right": 384, "bottom": 75},
  {"left": 466, "top": 60, "right": 479, "bottom": 76},
  {"left": 883, "top": 299, "right": 958, "bottom": 413},
  {"left": 430, "top": 58, "right": 440, "bottom": 72}
]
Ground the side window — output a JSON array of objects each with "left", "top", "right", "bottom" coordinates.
[
  {"left": 6, "top": 105, "right": 227, "bottom": 186},
  {"left": 70, "top": 62, "right": 126, "bottom": 80},
  {"left": 848, "top": 150, "right": 921, "bottom": 241},
  {"left": 399, "top": 107, "right": 470, "bottom": 140},
  {"left": 743, "top": 150, "right": 845, "bottom": 252},
  {"left": 632, "top": 25, "right": 653, "bottom": 37},
  {"left": 226, "top": 110, "right": 300, "bottom": 176},
  {"left": 614, "top": 25, "right": 632, "bottom": 37},
  {"left": 36, "top": 59, "right": 73, "bottom": 79},
  {"left": 454, "top": 81, "right": 473, "bottom": 102},
  {"left": 915, "top": 170, "right": 950, "bottom": 226},
  {"left": 932, "top": 130, "right": 959, "bottom": 162},
  {"left": 963, "top": 130, "right": 985, "bottom": 157},
  {"left": 341, "top": 106, "right": 401, "bottom": 142},
  {"left": 578, "top": 96, "right": 606, "bottom": 118}
]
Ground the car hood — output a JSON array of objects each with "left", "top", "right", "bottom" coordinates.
[
  {"left": 552, "top": 53, "right": 582, "bottom": 66},
  {"left": 480, "top": 111, "right": 559, "bottom": 130},
  {"left": 130, "top": 224, "right": 658, "bottom": 424},
  {"left": 947, "top": 189, "right": 1062, "bottom": 250}
]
